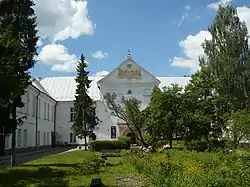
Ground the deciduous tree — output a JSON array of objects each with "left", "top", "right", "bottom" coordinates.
[
  {"left": 104, "top": 93, "right": 147, "bottom": 147},
  {"left": 0, "top": 0, "right": 38, "bottom": 165}
]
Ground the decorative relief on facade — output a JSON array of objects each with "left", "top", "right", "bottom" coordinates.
[{"left": 117, "top": 64, "right": 141, "bottom": 79}]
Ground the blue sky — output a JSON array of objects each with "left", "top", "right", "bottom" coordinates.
[{"left": 31, "top": 0, "right": 250, "bottom": 78}]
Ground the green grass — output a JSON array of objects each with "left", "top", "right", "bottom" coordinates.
[
  {"left": 2, "top": 149, "right": 250, "bottom": 187},
  {"left": 0, "top": 150, "right": 142, "bottom": 187},
  {"left": 126, "top": 149, "right": 250, "bottom": 187}
]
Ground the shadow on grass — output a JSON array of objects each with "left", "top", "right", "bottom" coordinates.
[
  {"left": 104, "top": 162, "right": 122, "bottom": 167},
  {"left": 0, "top": 166, "right": 69, "bottom": 187},
  {"left": 22, "top": 163, "right": 78, "bottom": 168}
]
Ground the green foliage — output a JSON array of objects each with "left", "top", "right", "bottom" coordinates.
[
  {"left": 75, "top": 154, "right": 102, "bottom": 175},
  {"left": 202, "top": 5, "right": 250, "bottom": 111},
  {"left": 185, "top": 139, "right": 226, "bottom": 152},
  {"left": 0, "top": 0, "right": 38, "bottom": 161},
  {"left": 118, "top": 136, "right": 131, "bottom": 149},
  {"left": 229, "top": 109, "right": 250, "bottom": 144},
  {"left": 89, "top": 139, "right": 131, "bottom": 151},
  {"left": 72, "top": 54, "right": 99, "bottom": 145},
  {"left": 145, "top": 85, "right": 183, "bottom": 148},
  {"left": 126, "top": 150, "right": 250, "bottom": 187},
  {"left": 185, "top": 139, "right": 209, "bottom": 152},
  {"left": 104, "top": 92, "right": 147, "bottom": 146}
]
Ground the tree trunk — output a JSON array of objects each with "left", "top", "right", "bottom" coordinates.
[
  {"left": 0, "top": 126, "right": 5, "bottom": 156},
  {"left": 11, "top": 128, "right": 16, "bottom": 167},
  {"left": 11, "top": 107, "right": 17, "bottom": 167},
  {"left": 84, "top": 122, "right": 87, "bottom": 150}
]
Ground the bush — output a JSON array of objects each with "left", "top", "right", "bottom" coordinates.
[
  {"left": 185, "top": 139, "right": 208, "bottom": 152},
  {"left": 89, "top": 138, "right": 131, "bottom": 151},
  {"left": 207, "top": 138, "right": 226, "bottom": 151},
  {"left": 118, "top": 136, "right": 131, "bottom": 149},
  {"left": 185, "top": 139, "right": 226, "bottom": 152},
  {"left": 75, "top": 154, "right": 102, "bottom": 175},
  {"left": 172, "top": 140, "right": 185, "bottom": 149}
]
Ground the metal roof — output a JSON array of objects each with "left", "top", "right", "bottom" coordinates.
[{"left": 38, "top": 76, "right": 191, "bottom": 101}]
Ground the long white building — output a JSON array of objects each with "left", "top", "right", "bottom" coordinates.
[{"left": 5, "top": 53, "right": 191, "bottom": 150}]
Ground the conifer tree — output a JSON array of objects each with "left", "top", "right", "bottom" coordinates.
[{"left": 72, "top": 54, "right": 99, "bottom": 150}]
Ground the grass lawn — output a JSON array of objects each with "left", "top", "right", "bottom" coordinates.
[
  {"left": 0, "top": 150, "right": 143, "bottom": 187},
  {"left": 2, "top": 148, "right": 250, "bottom": 187}
]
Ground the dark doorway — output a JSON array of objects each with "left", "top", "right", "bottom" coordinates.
[{"left": 126, "top": 132, "right": 136, "bottom": 144}]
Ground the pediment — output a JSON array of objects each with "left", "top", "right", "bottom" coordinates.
[{"left": 98, "top": 58, "right": 160, "bottom": 85}]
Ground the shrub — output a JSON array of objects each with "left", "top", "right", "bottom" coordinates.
[
  {"left": 75, "top": 154, "right": 102, "bottom": 175},
  {"left": 185, "top": 139, "right": 208, "bottom": 152},
  {"left": 89, "top": 138, "right": 131, "bottom": 151},
  {"left": 185, "top": 139, "right": 226, "bottom": 152},
  {"left": 172, "top": 140, "right": 185, "bottom": 149},
  {"left": 118, "top": 136, "right": 131, "bottom": 149},
  {"left": 207, "top": 138, "right": 226, "bottom": 151}
]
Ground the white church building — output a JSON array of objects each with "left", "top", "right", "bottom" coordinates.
[{"left": 4, "top": 53, "right": 191, "bottom": 150}]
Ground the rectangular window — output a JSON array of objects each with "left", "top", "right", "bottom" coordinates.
[
  {"left": 70, "top": 107, "right": 76, "bottom": 122},
  {"left": 5, "top": 136, "right": 9, "bottom": 148},
  {"left": 37, "top": 131, "right": 40, "bottom": 145},
  {"left": 44, "top": 101, "right": 46, "bottom": 119},
  {"left": 74, "top": 135, "right": 76, "bottom": 143},
  {"left": 38, "top": 98, "right": 41, "bottom": 118},
  {"left": 17, "top": 129, "right": 22, "bottom": 147},
  {"left": 32, "top": 95, "right": 36, "bottom": 116},
  {"left": 26, "top": 92, "right": 29, "bottom": 115},
  {"left": 51, "top": 105, "right": 54, "bottom": 122},
  {"left": 47, "top": 132, "right": 50, "bottom": 145},
  {"left": 23, "top": 129, "right": 28, "bottom": 147},
  {"left": 43, "top": 132, "right": 46, "bottom": 145},
  {"left": 20, "top": 95, "right": 25, "bottom": 113},
  {"left": 70, "top": 133, "right": 73, "bottom": 143},
  {"left": 111, "top": 126, "right": 116, "bottom": 139},
  {"left": 47, "top": 103, "right": 50, "bottom": 121}
]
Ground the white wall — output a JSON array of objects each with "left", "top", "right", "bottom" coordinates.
[
  {"left": 55, "top": 100, "right": 116, "bottom": 144},
  {"left": 55, "top": 101, "right": 74, "bottom": 144},
  {"left": 5, "top": 85, "right": 56, "bottom": 149},
  {"left": 94, "top": 100, "right": 116, "bottom": 140}
]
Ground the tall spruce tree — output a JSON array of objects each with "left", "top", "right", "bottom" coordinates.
[
  {"left": 72, "top": 54, "right": 99, "bottom": 150},
  {"left": 0, "top": 0, "right": 38, "bottom": 165}
]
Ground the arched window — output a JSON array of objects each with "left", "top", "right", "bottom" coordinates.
[{"left": 127, "top": 90, "right": 132, "bottom": 95}]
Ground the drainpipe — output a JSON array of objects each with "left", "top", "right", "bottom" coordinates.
[
  {"left": 35, "top": 90, "right": 41, "bottom": 152},
  {"left": 52, "top": 101, "right": 57, "bottom": 147}
]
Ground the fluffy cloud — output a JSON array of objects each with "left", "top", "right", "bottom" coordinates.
[
  {"left": 37, "top": 44, "right": 78, "bottom": 72},
  {"left": 36, "top": 38, "right": 43, "bottom": 47},
  {"left": 93, "top": 71, "right": 109, "bottom": 77},
  {"left": 171, "top": 31, "right": 211, "bottom": 73},
  {"left": 34, "top": 0, "right": 94, "bottom": 42},
  {"left": 171, "top": 4, "right": 250, "bottom": 73},
  {"left": 207, "top": 0, "right": 232, "bottom": 10},
  {"left": 92, "top": 51, "right": 108, "bottom": 59}
]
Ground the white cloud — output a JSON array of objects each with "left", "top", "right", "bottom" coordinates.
[
  {"left": 92, "top": 51, "right": 108, "bottom": 59},
  {"left": 207, "top": 0, "right": 232, "bottom": 10},
  {"left": 34, "top": 0, "right": 94, "bottom": 42},
  {"left": 36, "top": 38, "right": 43, "bottom": 47},
  {"left": 171, "top": 5, "right": 250, "bottom": 73},
  {"left": 37, "top": 43, "right": 78, "bottom": 72},
  {"left": 171, "top": 31, "right": 211, "bottom": 73},
  {"left": 185, "top": 5, "right": 191, "bottom": 10},
  {"left": 93, "top": 71, "right": 109, "bottom": 77}
]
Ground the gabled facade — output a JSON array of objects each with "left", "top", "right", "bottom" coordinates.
[{"left": 4, "top": 53, "right": 191, "bottom": 150}]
